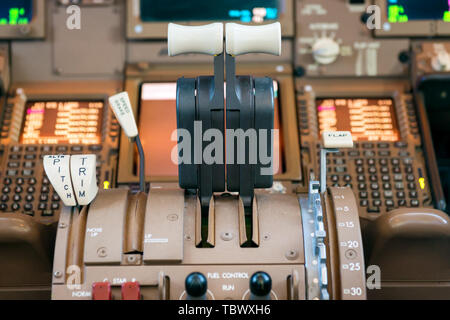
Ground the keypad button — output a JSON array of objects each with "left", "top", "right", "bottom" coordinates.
[
  {"left": 331, "top": 175, "right": 339, "bottom": 182},
  {"left": 393, "top": 167, "right": 401, "bottom": 174},
  {"left": 377, "top": 143, "right": 389, "bottom": 149},
  {"left": 394, "top": 174, "right": 403, "bottom": 181},
  {"left": 22, "top": 170, "right": 34, "bottom": 176},
  {"left": 343, "top": 175, "right": 352, "bottom": 182},
  {"left": 364, "top": 151, "right": 375, "bottom": 157},
  {"left": 397, "top": 191, "right": 405, "bottom": 199},
  {"left": 25, "top": 146, "right": 37, "bottom": 152},
  {"left": 0, "top": 204, "right": 7, "bottom": 211},
  {"left": 362, "top": 143, "right": 374, "bottom": 149},
  {"left": 52, "top": 194, "right": 60, "bottom": 202},
  {"left": 24, "top": 154, "right": 36, "bottom": 160},
  {"left": 379, "top": 159, "right": 388, "bottom": 166},
  {"left": 370, "top": 183, "right": 379, "bottom": 190},
  {"left": 398, "top": 199, "right": 407, "bottom": 206},
  {"left": 373, "top": 199, "right": 382, "bottom": 207},
  {"left": 14, "top": 186, "right": 23, "bottom": 193},
  {"left": 24, "top": 203, "right": 33, "bottom": 211},
  {"left": 410, "top": 199, "right": 419, "bottom": 207},
  {"left": 27, "top": 186, "right": 35, "bottom": 193},
  {"left": 38, "top": 203, "right": 47, "bottom": 210},
  {"left": 359, "top": 191, "right": 368, "bottom": 199},
  {"left": 41, "top": 186, "right": 49, "bottom": 193},
  {"left": 358, "top": 183, "right": 367, "bottom": 190},
  {"left": 406, "top": 174, "right": 415, "bottom": 182},
  {"left": 56, "top": 146, "right": 68, "bottom": 152},
  {"left": 40, "top": 194, "right": 48, "bottom": 202},
  {"left": 23, "top": 161, "right": 35, "bottom": 168},
  {"left": 395, "top": 182, "right": 404, "bottom": 190},
  {"left": 384, "top": 190, "right": 393, "bottom": 198},
  {"left": 381, "top": 175, "right": 390, "bottom": 182},
  {"left": 13, "top": 194, "right": 21, "bottom": 202},
  {"left": 355, "top": 159, "right": 364, "bottom": 166},
  {"left": 360, "top": 200, "right": 368, "bottom": 207},
  {"left": 357, "top": 175, "right": 365, "bottom": 182},
  {"left": 8, "top": 162, "right": 19, "bottom": 168},
  {"left": 25, "top": 195, "right": 34, "bottom": 202},
  {"left": 367, "top": 159, "right": 376, "bottom": 166},
  {"left": 2, "top": 187, "right": 10, "bottom": 194},
  {"left": 335, "top": 166, "right": 346, "bottom": 173},
  {"left": 42, "top": 177, "right": 50, "bottom": 185},
  {"left": 394, "top": 142, "right": 408, "bottom": 148},
  {"left": 391, "top": 158, "right": 400, "bottom": 166},
  {"left": 367, "top": 206, "right": 380, "bottom": 213},
  {"left": 42, "top": 210, "right": 53, "bottom": 217},
  {"left": 369, "top": 175, "right": 378, "bottom": 182},
  {"left": 16, "top": 178, "right": 24, "bottom": 185},
  {"left": 409, "top": 191, "right": 418, "bottom": 198},
  {"left": 408, "top": 182, "right": 416, "bottom": 190},
  {"left": 372, "top": 191, "right": 380, "bottom": 199},
  {"left": 368, "top": 167, "right": 377, "bottom": 174},
  {"left": 385, "top": 199, "right": 394, "bottom": 207},
  {"left": 51, "top": 203, "right": 60, "bottom": 210},
  {"left": 380, "top": 167, "right": 389, "bottom": 174},
  {"left": 383, "top": 183, "right": 391, "bottom": 190},
  {"left": 1, "top": 195, "right": 8, "bottom": 202},
  {"left": 378, "top": 151, "right": 391, "bottom": 157},
  {"left": 356, "top": 167, "right": 364, "bottom": 174},
  {"left": 29, "top": 178, "right": 37, "bottom": 185},
  {"left": 11, "top": 203, "right": 20, "bottom": 211},
  {"left": 3, "top": 178, "right": 11, "bottom": 185}
]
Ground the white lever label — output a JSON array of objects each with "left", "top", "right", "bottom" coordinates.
[
  {"left": 108, "top": 92, "right": 138, "bottom": 138},
  {"left": 322, "top": 131, "right": 354, "bottom": 149},
  {"left": 43, "top": 155, "right": 76, "bottom": 206},
  {"left": 70, "top": 155, "right": 98, "bottom": 206}
]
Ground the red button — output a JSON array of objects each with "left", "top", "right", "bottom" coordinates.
[
  {"left": 121, "top": 282, "right": 141, "bottom": 300},
  {"left": 92, "top": 282, "right": 112, "bottom": 300}
]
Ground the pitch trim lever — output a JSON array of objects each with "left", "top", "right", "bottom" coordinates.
[{"left": 43, "top": 154, "right": 99, "bottom": 207}]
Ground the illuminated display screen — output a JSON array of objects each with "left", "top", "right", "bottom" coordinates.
[
  {"left": 21, "top": 101, "right": 104, "bottom": 145},
  {"left": 387, "top": 0, "right": 450, "bottom": 22},
  {"left": 139, "top": 82, "right": 283, "bottom": 177},
  {"left": 0, "top": 0, "right": 32, "bottom": 25},
  {"left": 317, "top": 98, "right": 400, "bottom": 142},
  {"left": 140, "top": 0, "right": 278, "bottom": 23}
]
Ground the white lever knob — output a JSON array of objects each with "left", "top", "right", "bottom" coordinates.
[
  {"left": 70, "top": 155, "right": 98, "bottom": 206},
  {"left": 225, "top": 22, "right": 281, "bottom": 56},
  {"left": 109, "top": 91, "right": 138, "bottom": 139},
  {"left": 322, "top": 131, "right": 354, "bottom": 149},
  {"left": 43, "top": 155, "right": 76, "bottom": 206},
  {"left": 168, "top": 23, "right": 224, "bottom": 56}
]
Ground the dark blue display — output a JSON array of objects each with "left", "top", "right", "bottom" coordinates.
[
  {"left": 0, "top": 0, "right": 33, "bottom": 25},
  {"left": 140, "top": 0, "right": 279, "bottom": 23}
]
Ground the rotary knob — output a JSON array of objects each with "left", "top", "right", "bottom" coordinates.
[
  {"left": 312, "top": 38, "right": 340, "bottom": 65},
  {"left": 249, "top": 271, "right": 272, "bottom": 299},
  {"left": 185, "top": 272, "right": 208, "bottom": 300}
]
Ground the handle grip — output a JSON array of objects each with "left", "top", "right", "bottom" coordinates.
[
  {"left": 168, "top": 23, "right": 224, "bottom": 56},
  {"left": 225, "top": 22, "right": 281, "bottom": 56}
]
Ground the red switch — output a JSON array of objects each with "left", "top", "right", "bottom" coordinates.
[
  {"left": 92, "top": 282, "right": 112, "bottom": 300},
  {"left": 121, "top": 282, "right": 141, "bottom": 300}
]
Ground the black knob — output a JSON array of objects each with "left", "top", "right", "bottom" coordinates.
[
  {"left": 398, "top": 50, "right": 410, "bottom": 64},
  {"left": 185, "top": 272, "right": 207, "bottom": 298},
  {"left": 360, "top": 12, "right": 371, "bottom": 24},
  {"left": 250, "top": 272, "right": 272, "bottom": 297}
]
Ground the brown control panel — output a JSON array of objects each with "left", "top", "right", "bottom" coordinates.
[
  {"left": 51, "top": 186, "right": 366, "bottom": 300},
  {"left": 0, "top": 84, "right": 120, "bottom": 224},
  {"left": 296, "top": 79, "right": 433, "bottom": 219}
]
